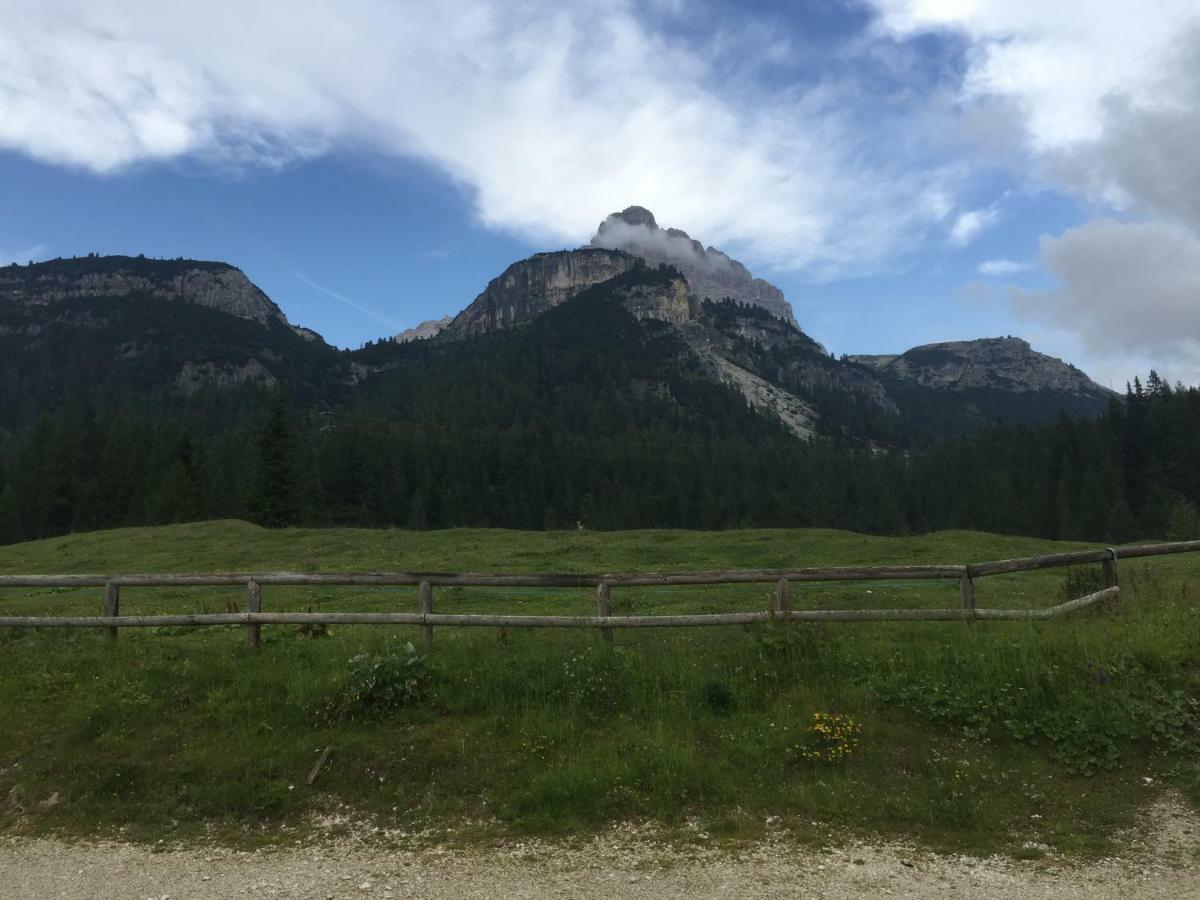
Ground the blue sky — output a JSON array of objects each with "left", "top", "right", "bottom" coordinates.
[{"left": 3, "top": 0, "right": 1199, "bottom": 386}]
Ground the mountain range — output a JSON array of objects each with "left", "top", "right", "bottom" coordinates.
[
  {"left": 7, "top": 213, "right": 1195, "bottom": 546},
  {"left": 1, "top": 208, "right": 1112, "bottom": 445},
  {"left": 418, "top": 207, "right": 1111, "bottom": 438}
]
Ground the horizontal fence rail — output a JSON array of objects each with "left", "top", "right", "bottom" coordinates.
[
  {"left": 0, "top": 589, "right": 1121, "bottom": 630},
  {"left": 0, "top": 539, "right": 1196, "bottom": 646},
  {"left": 965, "top": 539, "right": 1200, "bottom": 577},
  {"left": 0, "top": 565, "right": 969, "bottom": 589}
]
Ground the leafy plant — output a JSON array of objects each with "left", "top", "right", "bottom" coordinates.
[
  {"left": 700, "top": 680, "right": 735, "bottom": 715},
  {"left": 886, "top": 660, "right": 1199, "bottom": 775},
  {"left": 1061, "top": 565, "right": 1107, "bottom": 602},
  {"left": 296, "top": 604, "right": 333, "bottom": 639},
  {"left": 325, "top": 640, "right": 429, "bottom": 722},
  {"left": 791, "top": 711, "right": 860, "bottom": 763}
]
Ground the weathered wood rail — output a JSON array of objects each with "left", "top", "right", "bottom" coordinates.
[{"left": 0, "top": 539, "right": 1197, "bottom": 647}]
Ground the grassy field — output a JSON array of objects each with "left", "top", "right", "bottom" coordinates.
[{"left": 1, "top": 520, "right": 1198, "bottom": 856}]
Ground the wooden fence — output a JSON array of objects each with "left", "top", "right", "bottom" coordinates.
[{"left": 1, "top": 539, "right": 1198, "bottom": 649}]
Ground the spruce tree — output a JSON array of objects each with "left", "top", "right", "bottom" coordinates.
[
  {"left": 1105, "top": 500, "right": 1138, "bottom": 544},
  {"left": 254, "top": 392, "right": 301, "bottom": 528},
  {"left": 0, "top": 486, "right": 23, "bottom": 545},
  {"left": 1167, "top": 498, "right": 1200, "bottom": 541}
]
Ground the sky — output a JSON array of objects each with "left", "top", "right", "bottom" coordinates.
[{"left": 2, "top": 0, "right": 1199, "bottom": 388}]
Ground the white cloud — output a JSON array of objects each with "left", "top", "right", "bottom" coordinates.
[
  {"left": 978, "top": 258, "right": 1031, "bottom": 277},
  {"left": 1011, "top": 219, "right": 1200, "bottom": 384},
  {"left": 870, "top": 2, "right": 1200, "bottom": 384},
  {"left": 867, "top": 2, "right": 1200, "bottom": 228},
  {"left": 590, "top": 216, "right": 710, "bottom": 269},
  {"left": 868, "top": 1, "right": 1196, "bottom": 146},
  {"left": 0, "top": 0, "right": 958, "bottom": 276},
  {"left": 949, "top": 206, "right": 1000, "bottom": 246}
]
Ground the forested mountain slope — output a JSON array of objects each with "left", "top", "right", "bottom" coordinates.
[
  {"left": 0, "top": 243, "right": 1168, "bottom": 547},
  {"left": 0, "top": 255, "right": 344, "bottom": 430}
]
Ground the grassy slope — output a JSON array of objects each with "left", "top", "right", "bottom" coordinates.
[{"left": 1, "top": 520, "right": 1199, "bottom": 856}]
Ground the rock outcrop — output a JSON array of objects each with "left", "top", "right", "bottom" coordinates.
[
  {"left": 706, "top": 354, "right": 817, "bottom": 439},
  {"left": 589, "top": 206, "right": 796, "bottom": 324},
  {"left": 174, "top": 358, "right": 278, "bottom": 395},
  {"left": 845, "top": 353, "right": 898, "bottom": 370},
  {"left": 443, "top": 249, "right": 638, "bottom": 338},
  {"left": 0, "top": 256, "right": 290, "bottom": 327},
  {"left": 618, "top": 274, "right": 695, "bottom": 327},
  {"left": 851, "top": 337, "right": 1111, "bottom": 398},
  {"left": 395, "top": 315, "right": 453, "bottom": 343},
  {"left": 690, "top": 299, "right": 897, "bottom": 423}
]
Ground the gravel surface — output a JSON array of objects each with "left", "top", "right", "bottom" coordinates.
[{"left": 3, "top": 800, "right": 1198, "bottom": 899}]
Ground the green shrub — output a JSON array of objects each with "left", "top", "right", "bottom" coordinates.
[
  {"left": 326, "top": 640, "right": 430, "bottom": 721},
  {"left": 885, "top": 658, "right": 1199, "bottom": 775},
  {"left": 296, "top": 604, "right": 333, "bottom": 639},
  {"left": 700, "top": 680, "right": 735, "bottom": 715},
  {"left": 1061, "top": 565, "right": 1106, "bottom": 602}
]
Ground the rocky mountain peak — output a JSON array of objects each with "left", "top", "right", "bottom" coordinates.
[
  {"left": 589, "top": 206, "right": 796, "bottom": 325},
  {"left": 611, "top": 205, "right": 658, "bottom": 229},
  {"left": 394, "top": 315, "right": 453, "bottom": 343},
  {"left": 1, "top": 255, "right": 292, "bottom": 329},
  {"left": 851, "top": 336, "right": 1111, "bottom": 398},
  {"left": 442, "top": 248, "right": 640, "bottom": 339}
]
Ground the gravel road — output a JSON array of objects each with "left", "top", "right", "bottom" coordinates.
[{"left": 3, "top": 800, "right": 1198, "bottom": 899}]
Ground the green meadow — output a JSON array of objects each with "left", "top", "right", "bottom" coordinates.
[{"left": 1, "top": 520, "right": 1198, "bottom": 856}]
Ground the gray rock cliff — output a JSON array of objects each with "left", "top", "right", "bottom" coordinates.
[
  {"left": 442, "top": 248, "right": 639, "bottom": 338},
  {"left": 394, "top": 315, "right": 453, "bottom": 343},
  {"left": 618, "top": 274, "right": 696, "bottom": 327},
  {"left": 693, "top": 301, "right": 897, "bottom": 421},
  {"left": 0, "top": 257, "right": 291, "bottom": 327},
  {"left": 852, "top": 337, "right": 1110, "bottom": 397}
]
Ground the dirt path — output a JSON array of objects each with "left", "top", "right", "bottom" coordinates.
[{"left": 3, "top": 801, "right": 1198, "bottom": 899}]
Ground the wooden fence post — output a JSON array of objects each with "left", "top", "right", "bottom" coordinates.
[
  {"left": 103, "top": 581, "right": 120, "bottom": 641},
  {"left": 596, "top": 580, "right": 613, "bottom": 646},
  {"left": 418, "top": 580, "right": 433, "bottom": 649},
  {"left": 246, "top": 579, "right": 262, "bottom": 649},
  {"left": 959, "top": 574, "right": 975, "bottom": 620},
  {"left": 775, "top": 577, "right": 790, "bottom": 622},
  {"left": 1103, "top": 548, "right": 1119, "bottom": 589}
]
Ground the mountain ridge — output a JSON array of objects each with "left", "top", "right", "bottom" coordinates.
[
  {"left": 403, "top": 206, "right": 1109, "bottom": 438},
  {"left": 0, "top": 245, "right": 1159, "bottom": 548},
  {"left": 1, "top": 254, "right": 299, "bottom": 331},
  {"left": 848, "top": 336, "right": 1109, "bottom": 397},
  {"left": 2, "top": 236, "right": 1112, "bottom": 443}
]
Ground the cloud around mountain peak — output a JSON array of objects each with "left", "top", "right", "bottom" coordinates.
[{"left": 589, "top": 206, "right": 795, "bottom": 323}]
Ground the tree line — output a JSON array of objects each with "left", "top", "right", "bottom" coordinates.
[{"left": 1, "top": 372, "right": 1197, "bottom": 545}]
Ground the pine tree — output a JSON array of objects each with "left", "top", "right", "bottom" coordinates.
[
  {"left": 405, "top": 491, "right": 428, "bottom": 530},
  {"left": 254, "top": 392, "right": 301, "bottom": 528},
  {"left": 1105, "top": 500, "right": 1138, "bottom": 544},
  {"left": 875, "top": 490, "right": 908, "bottom": 535},
  {"left": 1167, "top": 498, "right": 1200, "bottom": 541},
  {"left": 0, "top": 486, "right": 23, "bottom": 545},
  {"left": 1147, "top": 370, "right": 1164, "bottom": 397}
]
